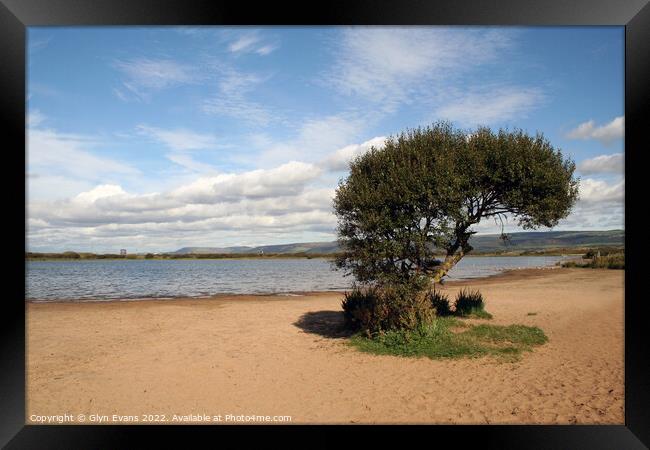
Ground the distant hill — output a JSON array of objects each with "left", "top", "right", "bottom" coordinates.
[
  {"left": 171, "top": 241, "right": 340, "bottom": 255},
  {"left": 171, "top": 230, "right": 624, "bottom": 255},
  {"left": 173, "top": 246, "right": 253, "bottom": 254},
  {"left": 467, "top": 230, "right": 624, "bottom": 253}
]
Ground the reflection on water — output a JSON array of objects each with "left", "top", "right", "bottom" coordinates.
[{"left": 26, "top": 256, "right": 567, "bottom": 302}]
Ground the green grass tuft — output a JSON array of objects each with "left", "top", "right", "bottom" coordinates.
[
  {"left": 463, "top": 308, "right": 493, "bottom": 319},
  {"left": 462, "top": 324, "right": 548, "bottom": 348},
  {"left": 427, "top": 289, "right": 452, "bottom": 317},
  {"left": 349, "top": 319, "right": 547, "bottom": 362},
  {"left": 453, "top": 289, "right": 492, "bottom": 319}
]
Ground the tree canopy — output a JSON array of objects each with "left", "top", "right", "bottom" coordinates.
[{"left": 333, "top": 122, "right": 579, "bottom": 286}]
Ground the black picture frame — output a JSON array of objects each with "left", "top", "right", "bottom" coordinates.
[{"left": 2, "top": 0, "right": 648, "bottom": 447}]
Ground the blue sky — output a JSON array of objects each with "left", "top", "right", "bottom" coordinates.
[{"left": 27, "top": 27, "right": 624, "bottom": 253}]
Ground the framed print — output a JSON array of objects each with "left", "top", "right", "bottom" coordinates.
[{"left": 1, "top": 0, "right": 649, "bottom": 447}]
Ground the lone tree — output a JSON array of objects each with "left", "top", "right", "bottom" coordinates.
[{"left": 334, "top": 122, "right": 579, "bottom": 288}]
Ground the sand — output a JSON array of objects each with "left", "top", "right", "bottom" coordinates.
[{"left": 26, "top": 267, "right": 624, "bottom": 424}]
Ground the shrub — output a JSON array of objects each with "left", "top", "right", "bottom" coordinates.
[
  {"left": 562, "top": 253, "right": 624, "bottom": 270},
  {"left": 605, "top": 254, "right": 625, "bottom": 269},
  {"left": 427, "top": 289, "right": 452, "bottom": 316},
  {"left": 342, "top": 281, "right": 435, "bottom": 336},
  {"left": 454, "top": 288, "right": 486, "bottom": 317},
  {"left": 583, "top": 250, "right": 596, "bottom": 259},
  {"left": 341, "top": 286, "right": 383, "bottom": 333},
  {"left": 592, "top": 254, "right": 624, "bottom": 269},
  {"left": 561, "top": 260, "right": 581, "bottom": 268}
]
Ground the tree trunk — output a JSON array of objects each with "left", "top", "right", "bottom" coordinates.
[{"left": 431, "top": 249, "right": 466, "bottom": 284}]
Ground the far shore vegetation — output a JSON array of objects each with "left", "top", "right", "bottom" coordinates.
[
  {"left": 560, "top": 249, "right": 625, "bottom": 270},
  {"left": 25, "top": 246, "right": 624, "bottom": 261},
  {"left": 25, "top": 251, "right": 339, "bottom": 261}
]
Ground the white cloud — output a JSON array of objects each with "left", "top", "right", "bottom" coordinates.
[
  {"left": 255, "top": 114, "right": 367, "bottom": 166},
  {"left": 227, "top": 31, "right": 278, "bottom": 55},
  {"left": 566, "top": 116, "right": 624, "bottom": 147},
  {"left": 321, "top": 136, "right": 387, "bottom": 171},
  {"left": 171, "top": 161, "right": 322, "bottom": 203},
  {"left": 554, "top": 178, "right": 624, "bottom": 230},
  {"left": 578, "top": 178, "right": 624, "bottom": 204},
  {"left": 27, "top": 109, "right": 45, "bottom": 127},
  {"left": 202, "top": 68, "right": 272, "bottom": 125},
  {"left": 229, "top": 34, "right": 260, "bottom": 53},
  {"left": 27, "top": 118, "right": 141, "bottom": 203},
  {"left": 28, "top": 36, "right": 52, "bottom": 53},
  {"left": 27, "top": 161, "right": 335, "bottom": 251},
  {"left": 27, "top": 175, "right": 95, "bottom": 202},
  {"left": 326, "top": 27, "right": 515, "bottom": 112},
  {"left": 28, "top": 83, "right": 63, "bottom": 99},
  {"left": 435, "top": 86, "right": 545, "bottom": 126},
  {"left": 166, "top": 153, "right": 219, "bottom": 174},
  {"left": 27, "top": 161, "right": 626, "bottom": 251},
  {"left": 28, "top": 127, "right": 139, "bottom": 182},
  {"left": 112, "top": 88, "right": 130, "bottom": 102},
  {"left": 136, "top": 125, "right": 218, "bottom": 151},
  {"left": 29, "top": 161, "right": 322, "bottom": 221},
  {"left": 577, "top": 153, "right": 624, "bottom": 175},
  {"left": 113, "top": 58, "right": 200, "bottom": 101},
  {"left": 256, "top": 45, "right": 277, "bottom": 56},
  {"left": 74, "top": 184, "right": 128, "bottom": 204},
  {"left": 134, "top": 125, "right": 223, "bottom": 174},
  {"left": 203, "top": 98, "right": 272, "bottom": 125},
  {"left": 114, "top": 53, "right": 275, "bottom": 122}
]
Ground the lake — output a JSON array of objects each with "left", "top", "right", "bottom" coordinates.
[{"left": 25, "top": 256, "right": 570, "bottom": 302}]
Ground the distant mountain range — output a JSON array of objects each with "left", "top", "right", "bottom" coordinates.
[{"left": 171, "top": 230, "right": 624, "bottom": 255}]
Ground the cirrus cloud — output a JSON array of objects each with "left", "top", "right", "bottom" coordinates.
[
  {"left": 136, "top": 125, "right": 218, "bottom": 151},
  {"left": 327, "top": 28, "right": 512, "bottom": 102},
  {"left": 113, "top": 57, "right": 201, "bottom": 101},
  {"left": 434, "top": 86, "right": 545, "bottom": 126},
  {"left": 227, "top": 30, "right": 279, "bottom": 56}
]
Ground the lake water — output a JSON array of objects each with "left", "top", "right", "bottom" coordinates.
[{"left": 25, "top": 256, "right": 569, "bottom": 302}]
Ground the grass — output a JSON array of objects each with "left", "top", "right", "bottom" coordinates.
[
  {"left": 349, "top": 317, "right": 547, "bottom": 362},
  {"left": 460, "top": 308, "right": 493, "bottom": 319},
  {"left": 462, "top": 324, "right": 548, "bottom": 348},
  {"left": 453, "top": 288, "right": 493, "bottom": 319}
]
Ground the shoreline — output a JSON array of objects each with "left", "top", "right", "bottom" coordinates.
[
  {"left": 25, "top": 252, "right": 588, "bottom": 262},
  {"left": 25, "top": 266, "right": 568, "bottom": 304}
]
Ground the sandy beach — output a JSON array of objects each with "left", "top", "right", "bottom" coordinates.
[{"left": 26, "top": 267, "right": 624, "bottom": 424}]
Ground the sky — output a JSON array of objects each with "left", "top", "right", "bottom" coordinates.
[{"left": 27, "top": 26, "right": 625, "bottom": 253}]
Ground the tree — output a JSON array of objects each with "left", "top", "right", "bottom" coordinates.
[{"left": 333, "top": 122, "right": 579, "bottom": 288}]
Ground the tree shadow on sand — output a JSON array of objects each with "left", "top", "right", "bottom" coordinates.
[{"left": 293, "top": 311, "right": 354, "bottom": 339}]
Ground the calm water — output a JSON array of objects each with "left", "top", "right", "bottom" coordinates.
[{"left": 26, "top": 256, "right": 568, "bottom": 302}]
